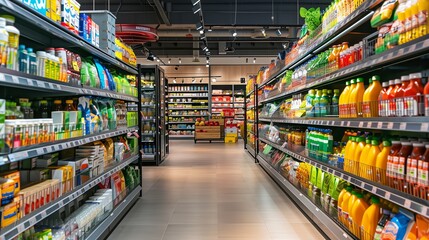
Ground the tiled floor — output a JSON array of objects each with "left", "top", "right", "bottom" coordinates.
[{"left": 108, "top": 140, "right": 325, "bottom": 240}]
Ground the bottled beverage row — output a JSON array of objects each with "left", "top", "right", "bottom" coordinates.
[
  {"left": 168, "top": 86, "right": 208, "bottom": 92},
  {"left": 260, "top": 146, "right": 429, "bottom": 240},
  {"left": 259, "top": 124, "right": 429, "bottom": 202}
]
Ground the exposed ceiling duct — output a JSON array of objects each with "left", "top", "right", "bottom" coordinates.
[{"left": 155, "top": 28, "right": 297, "bottom": 39}]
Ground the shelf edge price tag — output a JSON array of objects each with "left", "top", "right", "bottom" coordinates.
[
  {"left": 359, "top": 122, "right": 364, "bottom": 128},
  {"left": 377, "top": 122, "right": 383, "bottom": 129},
  {"left": 387, "top": 122, "right": 394, "bottom": 129},
  {"left": 367, "top": 122, "right": 372, "bottom": 128},
  {"left": 421, "top": 123, "right": 429, "bottom": 131},
  {"left": 400, "top": 122, "right": 407, "bottom": 130}
]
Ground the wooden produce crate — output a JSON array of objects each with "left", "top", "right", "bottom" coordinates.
[{"left": 194, "top": 126, "right": 221, "bottom": 143}]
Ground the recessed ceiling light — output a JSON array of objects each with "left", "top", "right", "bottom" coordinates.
[
  {"left": 199, "top": 29, "right": 204, "bottom": 34},
  {"left": 232, "top": 30, "right": 237, "bottom": 37},
  {"left": 173, "top": 78, "right": 177, "bottom": 83},
  {"left": 168, "top": 58, "right": 171, "bottom": 64},
  {"left": 179, "top": 58, "right": 182, "bottom": 64},
  {"left": 253, "top": 58, "right": 256, "bottom": 63},
  {"left": 212, "top": 78, "right": 217, "bottom": 82}
]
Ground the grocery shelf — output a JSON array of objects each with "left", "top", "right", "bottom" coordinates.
[
  {"left": 0, "top": 154, "right": 139, "bottom": 240},
  {"left": 85, "top": 185, "right": 142, "bottom": 240},
  {"left": 257, "top": 155, "right": 352, "bottom": 240},
  {"left": 141, "top": 88, "right": 155, "bottom": 91},
  {"left": 4, "top": 127, "right": 138, "bottom": 164},
  {"left": 257, "top": 0, "right": 379, "bottom": 90},
  {"left": 168, "top": 96, "right": 208, "bottom": 98},
  {"left": 261, "top": 34, "right": 429, "bottom": 104},
  {"left": 0, "top": 0, "right": 138, "bottom": 75},
  {"left": 247, "top": 120, "right": 255, "bottom": 123},
  {"left": 170, "top": 115, "right": 209, "bottom": 117},
  {"left": 169, "top": 108, "right": 209, "bottom": 110},
  {"left": 169, "top": 128, "right": 195, "bottom": 130},
  {"left": 168, "top": 121, "right": 195, "bottom": 124},
  {"left": 169, "top": 135, "right": 194, "bottom": 138},
  {"left": 258, "top": 137, "right": 429, "bottom": 218},
  {"left": 141, "top": 140, "right": 155, "bottom": 143},
  {"left": 142, "top": 118, "right": 155, "bottom": 122},
  {"left": 169, "top": 91, "right": 208, "bottom": 93},
  {"left": 141, "top": 132, "right": 156, "bottom": 136},
  {"left": 246, "top": 144, "right": 256, "bottom": 158},
  {"left": 168, "top": 102, "right": 208, "bottom": 104},
  {"left": 0, "top": 68, "right": 139, "bottom": 102},
  {"left": 142, "top": 154, "right": 155, "bottom": 160},
  {"left": 246, "top": 90, "right": 255, "bottom": 98},
  {"left": 212, "top": 102, "right": 233, "bottom": 104},
  {"left": 259, "top": 117, "right": 429, "bottom": 133}
]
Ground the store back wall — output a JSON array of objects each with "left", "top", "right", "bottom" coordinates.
[{"left": 162, "top": 65, "right": 263, "bottom": 84}]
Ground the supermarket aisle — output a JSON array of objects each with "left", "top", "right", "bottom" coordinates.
[{"left": 108, "top": 141, "right": 324, "bottom": 240}]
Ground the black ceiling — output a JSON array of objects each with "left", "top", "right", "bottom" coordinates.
[{"left": 80, "top": 0, "right": 332, "bottom": 58}]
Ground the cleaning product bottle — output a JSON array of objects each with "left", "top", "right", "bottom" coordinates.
[
  {"left": 360, "top": 196, "right": 381, "bottom": 240},
  {"left": 379, "top": 81, "right": 390, "bottom": 117},
  {"left": 1, "top": 15, "right": 19, "bottom": 71},
  {"left": 365, "top": 139, "right": 381, "bottom": 181},
  {"left": 376, "top": 140, "right": 392, "bottom": 185},
  {"left": 332, "top": 89, "right": 340, "bottom": 116},
  {"left": 350, "top": 192, "right": 369, "bottom": 237},
  {"left": 0, "top": 17, "right": 8, "bottom": 67},
  {"left": 349, "top": 77, "right": 365, "bottom": 118},
  {"left": 353, "top": 136, "right": 366, "bottom": 176},
  {"left": 339, "top": 81, "right": 351, "bottom": 118},
  {"left": 27, "top": 48, "right": 37, "bottom": 75}
]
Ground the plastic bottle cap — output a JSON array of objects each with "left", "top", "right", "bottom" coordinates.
[
  {"left": 0, "top": 15, "right": 15, "bottom": 24},
  {"left": 371, "top": 196, "right": 380, "bottom": 204},
  {"left": 382, "top": 82, "right": 389, "bottom": 87},
  {"left": 356, "top": 192, "right": 364, "bottom": 198},
  {"left": 334, "top": 89, "right": 340, "bottom": 93},
  {"left": 366, "top": 137, "right": 372, "bottom": 144},
  {"left": 388, "top": 80, "right": 395, "bottom": 85},
  {"left": 346, "top": 186, "right": 353, "bottom": 192},
  {"left": 409, "top": 72, "right": 422, "bottom": 79},
  {"left": 356, "top": 78, "right": 364, "bottom": 83},
  {"left": 372, "top": 75, "right": 381, "bottom": 81},
  {"left": 383, "top": 140, "right": 392, "bottom": 147},
  {"left": 345, "top": 81, "right": 349, "bottom": 86},
  {"left": 349, "top": 136, "right": 356, "bottom": 141},
  {"left": 40, "top": 100, "right": 48, "bottom": 104},
  {"left": 350, "top": 79, "right": 356, "bottom": 84},
  {"left": 371, "top": 139, "right": 379, "bottom": 145},
  {"left": 54, "top": 100, "right": 62, "bottom": 104},
  {"left": 357, "top": 137, "right": 365, "bottom": 142},
  {"left": 394, "top": 79, "right": 402, "bottom": 84},
  {"left": 401, "top": 141, "right": 412, "bottom": 145},
  {"left": 401, "top": 75, "right": 409, "bottom": 81},
  {"left": 27, "top": 48, "right": 33, "bottom": 53},
  {"left": 19, "top": 44, "right": 25, "bottom": 50},
  {"left": 36, "top": 51, "right": 46, "bottom": 58}
]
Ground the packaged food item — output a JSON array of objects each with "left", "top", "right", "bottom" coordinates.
[
  {"left": 416, "top": 215, "right": 429, "bottom": 239},
  {"left": 371, "top": 0, "right": 399, "bottom": 28},
  {"left": 0, "top": 198, "right": 18, "bottom": 227},
  {"left": 93, "top": 58, "right": 109, "bottom": 90},
  {"left": 381, "top": 208, "right": 415, "bottom": 240},
  {"left": 0, "top": 177, "right": 16, "bottom": 205}
]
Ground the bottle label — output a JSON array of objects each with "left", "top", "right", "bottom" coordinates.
[
  {"left": 396, "top": 98, "right": 404, "bottom": 116},
  {"left": 398, "top": 156, "right": 406, "bottom": 179},
  {"left": 398, "top": 20, "right": 405, "bottom": 34},
  {"left": 408, "top": 158, "right": 418, "bottom": 184},
  {"left": 418, "top": 10, "right": 428, "bottom": 26},
  {"left": 405, "top": 17, "right": 412, "bottom": 32},
  {"left": 404, "top": 97, "right": 419, "bottom": 116},
  {"left": 412, "top": 14, "right": 420, "bottom": 30},
  {"left": 392, "top": 156, "right": 400, "bottom": 178},
  {"left": 387, "top": 155, "right": 392, "bottom": 177},
  {"left": 418, "top": 160, "right": 429, "bottom": 186}
]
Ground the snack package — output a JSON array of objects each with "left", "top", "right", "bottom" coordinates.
[
  {"left": 93, "top": 58, "right": 109, "bottom": 90},
  {"left": 371, "top": 0, "right": 398, "bottom": 28},
  {"left": 89, "top": 98, "right": 102, "bottom": 133},
  {"left": 84, "top": 58, "right": 100, "bottom": 88},
  {"left": 103, "top": 138, "right": 114, "bottom": 161},
  {"left": 105, "top": 67, "right": 116, "bottom": 91},
  {"left": 97, "top": 99, "right": 109, "bottom": 131},
  {"left": 107, "top": 99, "right": 117, "bottom": 130},
  {"left": 78, "top": 97, "right": 91, "bottom": 135}
]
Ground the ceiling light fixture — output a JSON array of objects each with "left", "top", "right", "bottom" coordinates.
[
  {"left": 276, "top": 29, "right": 282, "bottom": 36},
  {"left": 261, "top": 28, "right": 266, "bottom": 37},
  {"left": 179, "top": 58, "right": 182, "bottom": 64},
  {"left": 157, "top": 59, "right": 160, "bottom": 62},
  {"left": 199, "top": 29, "right": 204, "bottom": 34},
  {"left": 282, "top": 42, "right": 289, "bottom": 49},
  {"left": 232, "top": 30, "right": 237, "bottom": 37},
  {"left": 208, "top": 27, "right": 212, "bottom": 32},
  {"left": 200, "top": 34, "right": 206, "bottom": 40},
  {"left": 196, "top": 22, "right": 203, "bottom": 31},
  {"left": 147, "top": 52, "right": 155, "bottom": 61},
  {"left": 206, "top": 64, "right": 209, "bottom": 68},
  {"left": 206, "top": 57, "right": 209, "bottom": 63},
  {"left": 192, "top": 4, "right": 201, "bottom": 14},
  {"left": 173, "top": 78, "right": 177, "bottom": 83},
  {"left": 202, "top": 46, "right": 209, "bottom": 52},
  {"left": 191, "top": 0, "right": 200, "bottom": 6},
  {"left": 200, "top": 78, "right": 203, "bottom": 83},
  {"left": 192, "top": 78, "right": 196, "bottom": 83},
  {"left": 182, "top": 79, "right": 184, "bottom": 83},
  {"left": 253, "top": 58, "right": 256, "bottom": 63},
  {"left": 212, "top": 78, "right": 217, "bottom": 82}
]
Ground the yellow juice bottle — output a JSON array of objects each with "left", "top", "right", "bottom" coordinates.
[
  {"left": 346, "top": 190, "right": 358, "bottom": 230},
  {"left": 340, "top": 187, "right": 353, "bottom": 225},
  {"left": 365, "top": 76, "right": 382, "bottom": 117},
  {"left": 362, "top": 78, "right": 373, "bottom": 118},
  {"left": 337, "top": 187, "right": 348, "bottom": 222},
  {"left": 417, "top": 0, "right": 429, "bottom": 37},
  {"left": 346, "top": 79, "right": 357, "bottom": 118},
  {"left": 376, "top": 140, "right": 392, "bottom": 185},
  {"left": 405, "top": 0, "right": 413, "bottom": 43},
  {"left": 348, "top": 78, "right": 365, "bottom": 118},
  {"left": 365, "top": 139, "right": 381, "bottom": 181},
  {"left": 350, "top": 192, "right": 369, "bottom": 237},
  {"left": 398, "top": 0, "right": 408, "bottom": 45},
  {"left": 347, "top": 137, "right": 358, "bottom": 173},
  {"left": 339, "top": 81, "right": 351, "bottom": 118},
  {"left": 360, "top": 196, "right": 381, "bottom": 240},
  {"left": 359, "top": 137, "right": 372, "bottom": 177},
  {"left": 411, "top": 0, "right": 420, "bottom": 40},
  {"left": 353, "top": 137, "right": 366, "bottom": 175}
]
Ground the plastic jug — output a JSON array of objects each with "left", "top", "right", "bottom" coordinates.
[
  {"left": 350, "top": 192, "right": 369, "bottom": 237},
  {"left": 349, "top": 77, "right": 365, "bottom": 118},
  {"left": 361, "top": 196, "right": 381, "bottom": 240},
  {"left": 376, "top": 140, "right": 392, "bottom": 185}
]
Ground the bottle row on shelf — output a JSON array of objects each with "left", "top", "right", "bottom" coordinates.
[
  {"left": 168, "top": 93, "right": 209, "bottom": 98},
  {"left": 0, "top": 97, "right": 137, "bottom": 155},
  {"left": 168, "top": 86, "right": 208, "bottom": 92},
  {"left": 259, "top": 147, "right": 429, "bottom": 240},
  {"left": 0, "top": 134, "right": 138, "bottom": 230},
  {"left": 259, "top": 123, "right": 429, "bottom": 202}
]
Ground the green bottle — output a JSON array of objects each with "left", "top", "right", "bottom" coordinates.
[
  {"left": 306, "top": 89, "right": 316, "bottom": 117},
  {"left": 332, "top": 89, "right": 340, "bottom": 116},
  {"left": 320, "top": 89, "right": 330, "bottom": 116},
  {"left": 313, "top": 90, "right": 322, "bottom": 117}
]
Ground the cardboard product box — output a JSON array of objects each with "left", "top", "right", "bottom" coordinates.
[
  {"left": 29, "top": 169, "right": 51, "bottom": 183},
  {"left": 36, "top": 157, "right": 58, "bottom": 168},
  {"left": 1, "top": 171, "right": 20, "bottom": 196},
  {"left": 20, "top": 157, "right": 37, "bottom": 170},
  {"left": 0, "top": 178, "right": 16, "bottom": 206},
  {"left": 0, "top": 199, "right": 18, "bottom": 228}
]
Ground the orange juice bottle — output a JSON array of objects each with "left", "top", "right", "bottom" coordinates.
[
  {"left": 350, "top": 192, "right": 369, "bottom": 237},
  {"left": 405, "top": 0, "right": 414, "bottom": 43},
  {"left": 339, "top": 81, "right": 351, "bottom": 118},
  {"left": 417, "top": 0, "right": 429, "bottom": 37},
  {"left": 360, "top": 196, "right": 381, "bottom": 240},
  {"left": 398, "top": 0, "right": 408, "bottom": 45},
  {"left": 346, "top": 79, "right": 357, "bottom": 118},
  {"left": 349, "top": 78, "right": 365, "bottom": 118},
  {"left": 376, "top": 140, "right": 392, "bottom": 185},
  {"left": 364, "top": 139, "right": 381, "bottom": 181},
  {"left": 365, "top": 76, "right": 382, "bottom": 117},
  {"left": 347, "top": 137, "right": 358, "bottom": 173},
  {"left": 346, "top": 190, "right": 359, "bottom": 230},
  {"left": 337, "top": 187, "right": 348, "bottom": 223},
  {"left": 359, "top": 137, "right": 372, "bottom": 177},
  {"left": 353, "top": 137, "right": 366, "bottom": 175},
  {"left": 339, "top": 186, "right": 353, "bottom": 225},
  {"left": 363, "top": 78, "right": 373, "bottom": 118}
]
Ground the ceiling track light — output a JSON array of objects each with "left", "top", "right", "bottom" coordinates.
[
  {"left": 232, "top": 30, "right": 237, "bottom": 37},
  {"left": 173, "top": 78, "right": 177, "bottom": 83},
  {"left": 202, "top": 46, "right": 208, "bottom": 52},
  {"left": 261, "top": 28, "right": 266, "bottom": 37},
  {"left": 276, "top": 29, "right": 282, "bottom": 36},
  {"left": 192, "top": 4, "right": 201, "bottom": 14},
  {"left": 168, "top": 58, "right": 171, "bottom": 64},
  {"left": 191, "top": 0, "right": 200, "bottom": 6},
  {"left": 196, "top": 22, "right": 203, "bottom": 31},
  {"left": 212, "top": 78, "right": 217, "bottom": 83},
  {"left": 253, "top": 58, "right": 256, "bottom": 63},
  {"left": 206, "top": 64, "right": 209, "bottom": 68},
  {"left": 199, "top": 78, "right": 203, "bottom": 83},
  {"left": 192, "top": 78, "right": 196, "bottom": 83},
  {"left": 199, "top": 29, "right": 204, "bottom": 34},
  {"left": 200, "top": 34, "right": 206, "bottom": 40},
  {"left": 179, "top": 58, "right": 182, "bottom": 64},
  {"left": 208, "top": 27, "right": 212, "bottom": 32}
]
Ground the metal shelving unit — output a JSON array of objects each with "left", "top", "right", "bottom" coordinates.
[{"left": 0, "top": 1, "right": 142, "bottom": 237}]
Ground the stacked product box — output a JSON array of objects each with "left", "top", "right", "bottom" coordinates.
[{"left": 81, "top": 10, "right": 115, "bottom": 56}]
